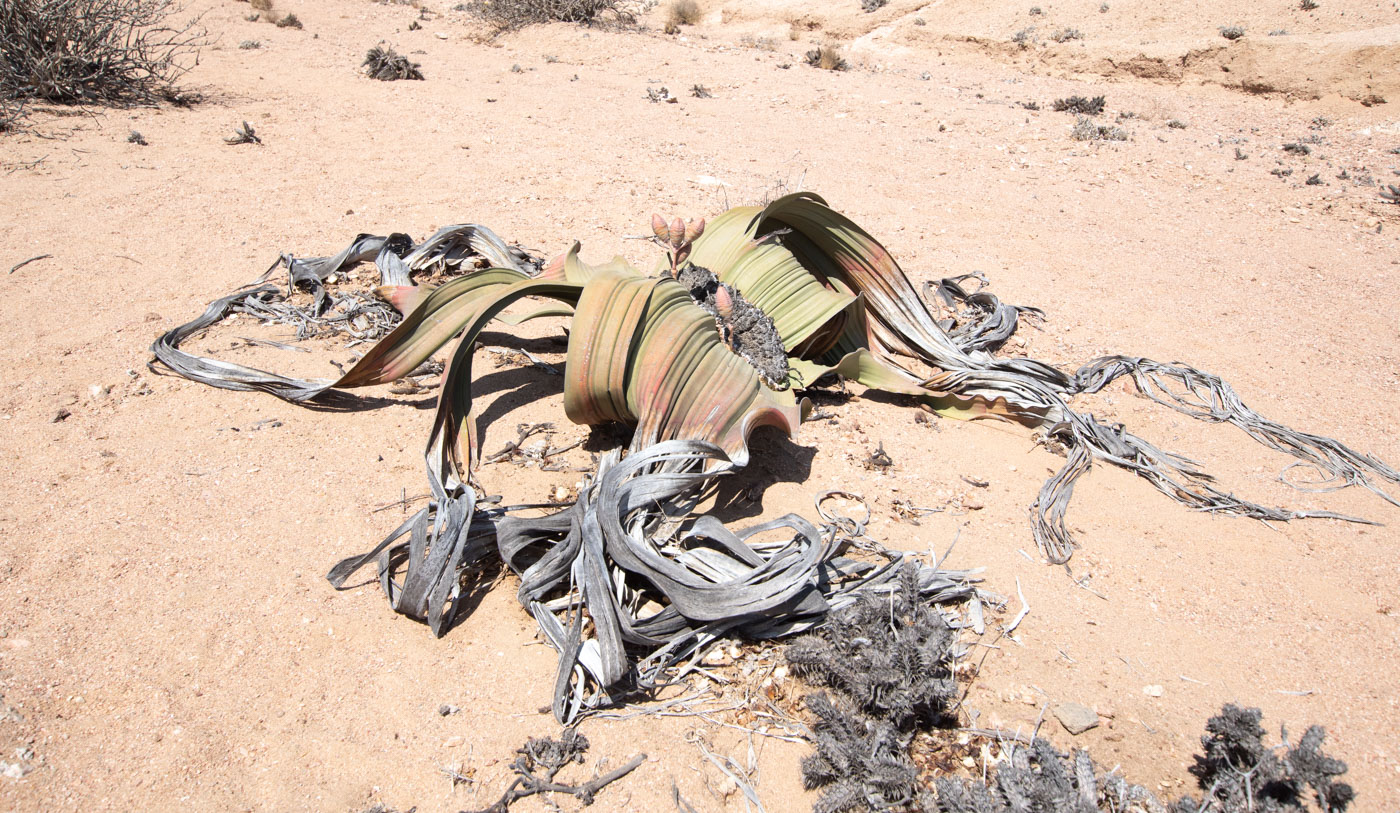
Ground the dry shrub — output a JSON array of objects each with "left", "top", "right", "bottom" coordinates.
[
  {"left": 804, "top": 43, "right": 847, "bottom": 71},
  {"left": 363, "top": 45, "right": 423, "bottom": 80},
  {"left": 275, "top": 11, "right": 301, "bottom": 28},
  {"left": 0, "top": 0, "right": 206, "bottom": 108},
  {"left": 463, "top": 0, "right": 633, "bottom": 30},
  {"left": 0, "top": 98, "right": 22, "bottom": 131},
  {"left": 666, "top": 0, "right": 699, "bottom": 26}
]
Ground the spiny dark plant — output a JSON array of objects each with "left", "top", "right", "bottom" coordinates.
[
  {"left": 0, "top": 0, "right": 206, "bottom": 108},
  {"left": 1174, "top": 705, "right": 1353, "bottom": 813},
  {"left": 363, "top": 45, "right": 423, "bottom": 81},
  {"left": 1052, "top": 95, "right": 1105, "bottom": 115},
  {"left": 788, "top": 563, "right": 961, "bottom": 811},
  {"left": 933, "top": 738, "right": 1166, "bottom": 813}
]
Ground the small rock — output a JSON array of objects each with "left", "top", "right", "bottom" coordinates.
[
  {"left": 1, "top": 761, "right": 29, "bottom": 779},
  {"left": 963, "top": 498, "right": 984, "bottom": 511},
  {"left": 701, "top": 647, "right": 730, "bottom": 666},
  {"left": 1143, "top": 684, "right": 1164, "bottom": 697},
  {"left": 1051, "top": 701, "right": 1100, "bottom": 735},
  {"left": 51, "top": 408, "right": 71, "bottom": 423},
  {"left": 438, "top": 704, "right": 459, "bottom": 716},
  {"left": 442, "top": 735, "right": 464, "bottom": 748}
]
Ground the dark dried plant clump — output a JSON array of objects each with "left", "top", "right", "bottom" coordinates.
[
  {"left": 1052, "top": 94, "right": 1105, "bottom": 115},
  {"left": 861, "top": 0, "right": 888, "bottom": 12},
  {"left": 1176, "top": 705, "right": 1353, "bottom": 813},
  {"left": 463, "top": 0, "right": 634, "bottom": 31},
  {"left": 805, "top": 44, "right": 848, "bottom": 71},
  {"left": 934, "top": 739, "right": 1162, "bottom": 813},
  {"left": 467, "top": 728, "right": 645, "bottom": 813},
  {"left": 1219, "top": 25, "right": 1245, "bottom": 40},
  {"left": 224, "top": 120, "right": 260, "bottom": 144},
  {"left": 0, "top": 0, "right": 206, "bottom": 110},
  {"left": 1051, "top": 27, "right": 1082, "bottom": 42},
  {"left": 786, "top": 564, "right": 961, "bottom": 811},
  {"left": 274, "top": 11, "right": 301, "bottom": 28},
  {"left": 363, "top": 45, "right": 423, "bottom": 81},
  {"left": 787, "top": 580, "right": 1355, "bottom": 813}
]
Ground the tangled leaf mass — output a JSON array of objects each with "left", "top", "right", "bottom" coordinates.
[{"left": 150, "top": 195, "right": 1398, "bottom": 722}]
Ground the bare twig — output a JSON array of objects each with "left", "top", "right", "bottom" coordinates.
[{"left": 8, "top": 253, "right": 51, "bottom": 274}]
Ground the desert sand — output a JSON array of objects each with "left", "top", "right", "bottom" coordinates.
[{"left": 1, "top": 0, "right": 1398, "bottom": 810}]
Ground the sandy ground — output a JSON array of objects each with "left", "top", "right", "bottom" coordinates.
[{"left": 2, "top": 0, "right": 1399, "bottom": 810}]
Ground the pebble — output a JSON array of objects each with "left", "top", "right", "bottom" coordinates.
[
  {"left": 1143, "top": 684, "right": 1164, "bottom": 697},
  {"left": 1051, "top": 701, "right": 1100, "bottom": 735},
  {"left": 443, "top": 736, "right": 464, "bottom": 748}
]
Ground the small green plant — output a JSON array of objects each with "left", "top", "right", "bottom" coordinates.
[
  {"left": 239, "top": 39, "right": 261, "bottom": 49},
  {"left": 1219, "top": 25, "right": 1245, "bottom": 40},
  {"left": 1011, "top": 26, "right": 1036, "bottom": 48},
  {"left": 1167, "top": 118, "right": 1187, "bottom": 129},
  {"left": 127, "top": 129, "right": 147, "bottom": 144},
  {"left": 805, "top": 44, "right": 848, "bottom": 71}
]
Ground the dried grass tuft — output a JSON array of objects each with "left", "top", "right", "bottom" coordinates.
[{"left": 363, "top": 45, "right": 423, "bottom": 81}]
